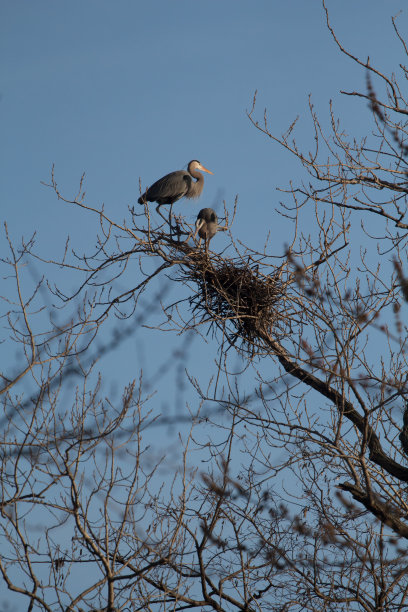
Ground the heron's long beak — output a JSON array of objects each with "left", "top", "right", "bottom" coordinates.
[
  {"left": 200, "top": 165, "right": 213, "bottom": 175},
  {"left": 194, "top": 218, "right": 204, "bottom": 239}
]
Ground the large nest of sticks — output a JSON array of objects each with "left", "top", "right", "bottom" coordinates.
[{"left": 185, "top": 255, "right": 286, "bottom": 352}]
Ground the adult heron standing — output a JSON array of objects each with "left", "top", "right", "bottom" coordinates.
[
  {"left": 138, "top": 160, "right": 213, "bottom": 219},
  {"left": 195, "top": 208, "right": 219, "bottom": 252}
]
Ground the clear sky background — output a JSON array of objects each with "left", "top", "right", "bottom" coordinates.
[
  {"left": 2, "top": 0, "right": 405, "bottom": 243},
  {"left": 1, "top": 0, "right": 407, "bottom": 431},
  {"left": 1, "top": 1, "right": 408, "bottom": 608},
  {"left": 1, "top": 0, "right": 407, "bottom": 418}
]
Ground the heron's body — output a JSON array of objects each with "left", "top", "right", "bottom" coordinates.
[
  {"left": 195, "top": 208, "right": 218, "bottom": 248},
  {"left": 138, "top": 160, "right": 213, "bottom": 207}
]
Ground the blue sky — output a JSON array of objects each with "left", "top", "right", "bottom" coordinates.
[
  {"left": 1, "top": 1, "right": 408, "bottom": 607},
  {"left": 1, "top": 0, "right": 407, "bottom": 418},
  {"left": 2, "top": 0, "right": 405, "bottom": 243},
  {"left": 1, "top": 0, "right": 406, "bottom": 406}
]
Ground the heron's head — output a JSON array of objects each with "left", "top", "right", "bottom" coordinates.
[
  {"left": 197, "top": 208, "right": 218, "bottom": 224},
  {"left": 188, "top": 160, "right": 213, "bottom": 175}
]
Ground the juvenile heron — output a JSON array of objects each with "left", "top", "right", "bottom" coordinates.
[
  {"left": 138, "top": 160, "right": 213, "bottom": 209},
  {"left": 195, "top": 208, "right": 218, "bottom": 251}
]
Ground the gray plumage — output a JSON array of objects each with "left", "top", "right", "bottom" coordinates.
[
  {"left": 138, "top": 160, "right": 213, "bottom": 206},
  {"left": 195, "top": 208, "right": 218, "bottom": 245}
]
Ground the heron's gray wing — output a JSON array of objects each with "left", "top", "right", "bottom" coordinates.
[{"left": 148, "top": 170, "right": 191, "bottom": 204}]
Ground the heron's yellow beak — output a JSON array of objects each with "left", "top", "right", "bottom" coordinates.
[{"left": 200, "top": 165, "right": 213, "bottom": 175}]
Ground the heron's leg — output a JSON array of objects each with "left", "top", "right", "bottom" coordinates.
[
  {"left": 155, "top": 204, "right": 169, "bottom": 227},
  {"left": 168, "top": 204, "right": 174, "bottom": 236}
]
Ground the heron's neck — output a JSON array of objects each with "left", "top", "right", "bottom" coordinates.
[
  {"left": 189, "top": 170, "right": 204, "bottom": 198},
  {"left": 189, "top": 168, "right": 203, "bottom": 183}
]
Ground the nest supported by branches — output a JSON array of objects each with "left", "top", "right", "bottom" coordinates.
[{"left": 185, "top": 254, "right": 287, "bottom": 353}]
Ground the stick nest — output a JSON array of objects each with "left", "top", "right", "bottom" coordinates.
[{"left": 185, "top": 256, "right": 286, "bottom": 352}]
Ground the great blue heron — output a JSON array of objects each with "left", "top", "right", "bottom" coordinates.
[
  {"left": 195, "top": 208, "right": 218, "bottom": 251},
  {"left": 138, "top": 160, "right": 213, "bottom": 209}
]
